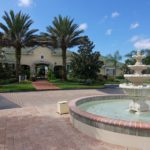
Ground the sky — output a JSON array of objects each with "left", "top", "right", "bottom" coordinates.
[{"left": 1, "top": 0, "right": 150, "bottom": 61}]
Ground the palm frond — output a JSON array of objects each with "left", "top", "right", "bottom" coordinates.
[
  {"left": 41, "top": 15, "right": 85, "bottom": 49},
  {"left": 0, "top": 10, "right": 38, "bottom": 48}
]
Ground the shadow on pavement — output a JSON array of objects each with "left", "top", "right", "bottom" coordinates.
[
  {"left": 0, "top": 95, "right": 21, "bottom": 110},
  {"left": 97, "top": 86, "right": 125, "bottom": 95}
]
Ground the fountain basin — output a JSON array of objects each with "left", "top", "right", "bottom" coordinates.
[
  {"left": 124, "top": 74, "right": 150, "bottom": 85},
  {"left": 69, "top": 95, "right": 150, "bottom": 149}
]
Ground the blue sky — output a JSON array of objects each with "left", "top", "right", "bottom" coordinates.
[{"left": 1, "top": 0, "right": 150, "bottom": 60}]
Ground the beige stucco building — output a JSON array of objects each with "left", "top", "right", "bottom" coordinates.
[
  {"left": 100, "top": 65, "right": 123, "bottom": 76},
  {"left": 2, "top": 46, "right": 72, "bottom": 78},
  {"left": 100, "top": 56, "right": 123, "bottom": 77},
  {"left": 1, "top": 46, "right": 123, "bottom": 79}
]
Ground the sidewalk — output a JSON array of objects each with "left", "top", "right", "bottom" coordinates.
[
  {"left": 32, "top": 80, "right": 60, "bottom": 90},
  {"left": 0, "top": 89, "right": 126, "bottom": 150}
]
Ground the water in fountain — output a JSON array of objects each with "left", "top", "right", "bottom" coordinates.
[{"left": 119, "top": 50, "right": 150, "bottom": 112}]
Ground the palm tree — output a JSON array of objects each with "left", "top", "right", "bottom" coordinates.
[
  {"left": 106, "top": 50, "right": 122, "bottom": 76},
  {"left": 0, "top": 10, "right": 38, "bottom": 80},
  {"left": 41, "top": 15, "right": 87, "bottom": 80},
  {"left": 125, "top": 50, "right": 136, "bottom": 64}
]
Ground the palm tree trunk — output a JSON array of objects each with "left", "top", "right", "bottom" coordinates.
[
  {"left": 15, "top": 47, "right": 21, "bottom": 81},
  {"left": 62, "top": 47, "right": 67, "bottom": 81}
]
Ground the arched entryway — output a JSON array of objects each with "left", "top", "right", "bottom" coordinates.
[
  {"left": 54, "top": 65, "right": 63, "bottom": 78},
  {"left": 35, "top": 64, "right": 49, "bottom": 79},
  {"left": 21, "top": 65, "right": 30, "bottom": 79}
]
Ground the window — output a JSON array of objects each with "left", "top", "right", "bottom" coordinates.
[
  {"left": 41, "top": 55, "right": 44, "bottom": 59},
  {"left": 12, "top": 64, "right": 15, "bottom": 69},
  {"left": 105, "top": 68, "right": 115, "bottom": 76},
  {"left": 67, "top": 64, "right": 72, "bottom": 73}
]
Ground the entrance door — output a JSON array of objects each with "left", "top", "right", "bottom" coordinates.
[
  {"left": 54, "top": 65, "right": 63, "bottom": 78},
  {"left": 36, "top": 64, "right": 49, "bottom": 79},
  {"left": 21, "top": 65, "right": 30, "bottom": 79}
]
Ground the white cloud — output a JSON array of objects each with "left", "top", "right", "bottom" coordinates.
[
  {"left": 18, "top": 0, "right": 32, "bottom": 7},
  {"left": 106, "top": 29, "right": 112, "bottom": 35},
  {"left": 130, "top": 35, "right": 141, "bottom": 42},
  {"left": 130, "top": 36, "right": 150, "bottom": 49},
  {"left": 78, "top": 23, "right": 88, "bottom": 31},
  {"left": 111, "top": 11, "right": 120, "bottom": 18},
  {"left": 130, "top": 22, "right": 140, "bottom": 29},
  {"left": 134, "top": 39, "right": 150, "bottom": 49}
]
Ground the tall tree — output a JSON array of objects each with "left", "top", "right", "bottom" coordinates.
[
  {"left": 123, "top": 50, "right": 139, "bottom": 74},
  {"left": 106, "top": 50, "right": 122, "bottom": 76},
  {"left": 41, "top": 15, "right": 87, "bottom": 80},
  {"left": 141, "top": 49, "right": 150, "bottom": 65},
  {"left": 125, "top": 50, "right": 150, "bottom": 65},
  {"left": 70, "top": 38, "right": 103, "bottom": 80},
  {"left": 0, "top": 10, "right": 38, "bottom": 80},
  {"left": 125, "top": 50, "right": 136, "bottom": 65},
  {"left": 123, "top": 50, "right": 150, "bottom": 74}
]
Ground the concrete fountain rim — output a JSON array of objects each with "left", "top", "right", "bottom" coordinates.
[{"left": 68, "top": 94, "right": 150, "bottom": 130}]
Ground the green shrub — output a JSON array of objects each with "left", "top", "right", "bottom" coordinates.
[
  {"left": 98, "top": 74, "right": 108, "bottom": 81},
  {"left": 21, "top": 69, "right": 30, "bottom": 79},
  {"left": 31, "top": 75, "right": 37, "bottom": 81},
  {"left": 67, "top": 72, "right": 75, "bottom": 80},
  {"left": 0, "top": 78, "right": 17, "bottom": 85},
  {"left": 107, "top": 76, "right": 115, "bottom": 82},
  {"left": 114, "top": 79, "right": 120, "bottom": 83},
  {"left": 0, "top": 64, "right": 15, "bottom": 79},
  {"left": 48, "top": 69, "right": 56, "bottom": 81},
  {"left": 77, "top": 79, "right": 85, "bottom": 83},
  {"left": 116, "top": 75, "right": 124, "bottom": 79},
  {"left": 84, "top": 79, "right": 93, "bottom": 85}
]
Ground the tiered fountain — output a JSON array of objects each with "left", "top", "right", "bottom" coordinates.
[
  {"left": 69, "top": 50, "right": 150, "bottom": 149},
  {"left": 120, "top": 51, "right": 150, "bottom": 112}
]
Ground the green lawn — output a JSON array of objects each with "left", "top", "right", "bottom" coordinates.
[
  {"left": 0, "top": 83, "right": 36, "bottom": 92},
  {"left": 50, "top": 79, "right": 105, "bottom": 89}
]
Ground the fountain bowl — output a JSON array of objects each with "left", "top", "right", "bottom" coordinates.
[
  {"left": 119, "top": 83, "right": 150, "bottom": 97},
  {"left": 128, "top": 65, "right": 148, "bottom": 74},
  {"left": 69, "top": 95, "right": 150, "bottom": 149},
  {"left": 124, "top": 74, "right": 150, "bottom": 85}
]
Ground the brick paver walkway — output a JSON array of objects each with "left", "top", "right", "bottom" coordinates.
[
  {"left": 32, "top": 80, "right": 59, "bottom": 90},
  {"left": 0, "top": 88, "right": 132, "bottom": 150}
]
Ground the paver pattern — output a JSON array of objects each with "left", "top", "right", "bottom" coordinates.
[
  {"left": 32, "top": 80, "right": 59, "bottom": 90},
  {"left": 0, "top": 88, "right": 137, "bottom": 150}
]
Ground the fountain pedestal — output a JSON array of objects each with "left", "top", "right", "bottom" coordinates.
[
  {"left": 129, "top": 99, "right": 149, "bottom": 112},
  {"left": 120, "top": 51, "right": 150, "bottom": 112}
]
